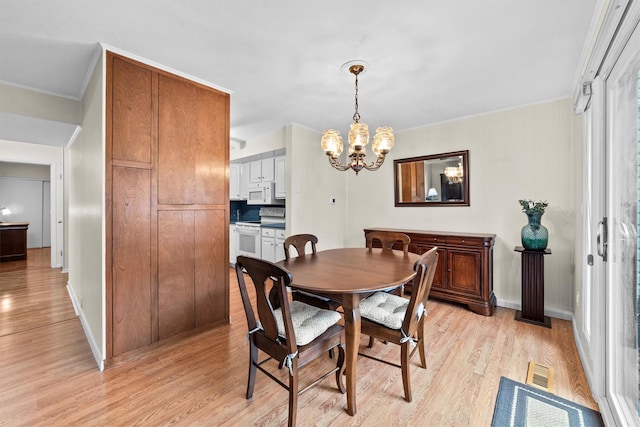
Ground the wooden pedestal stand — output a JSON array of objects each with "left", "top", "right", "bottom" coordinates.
[{"left": 514, "top": 246, "right": 552, "bottom": 328}]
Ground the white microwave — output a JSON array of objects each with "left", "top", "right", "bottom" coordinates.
[{"left": 247, "top": 182, "right": 283, "bottom": 205}]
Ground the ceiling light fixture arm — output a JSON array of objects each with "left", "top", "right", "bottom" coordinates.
[
  {"left": 327, "top": 154, "right": 354, "bottom": 172},
  {"left": 362, "top": 154, "right": 387, "bottom": 171}
]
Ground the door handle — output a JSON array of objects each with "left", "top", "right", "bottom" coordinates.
[{"left": 596, "top": 217, "right": 608, "bottom": 262}]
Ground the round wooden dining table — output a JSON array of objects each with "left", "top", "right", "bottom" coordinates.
[{"left": 276, "top": 247, "right": 420, "bottom": 416}]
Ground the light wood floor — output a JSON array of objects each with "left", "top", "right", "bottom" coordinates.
[{"left": 0, "top": 248, "right": 598, "bottom": 426}]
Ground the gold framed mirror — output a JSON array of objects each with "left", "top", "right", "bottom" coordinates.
[{"left": 394, "top": 150, "right": 469, "bottom": 207}]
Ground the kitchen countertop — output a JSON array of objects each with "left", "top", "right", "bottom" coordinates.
[
  {"left": 229, "top": 221, "right": 285, "bottom": 230},
  {"left": 259, "top": 223, "right": 286, "bottom": 229}
]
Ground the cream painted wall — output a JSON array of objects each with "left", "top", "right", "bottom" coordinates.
[
  {"left": 287, "top": 123, "right": 348, "bottom": 250},
  {"left": 0, "top": 83, "right": 82, "bottom": 125},
  {"left": 345, "top": 98, "right": 579, "bottom": 316},
  {"left": 0, "top": 139, "right": 64, "bottom": 268},
  {"left": 230, "top": 127, "right": 286, "bottom": 161},
  {"left": 0, "top": 162, "right": 50, "bottom": 179},
  {"left": 68, "top": 52, "right": 105, "bottom": 366}
]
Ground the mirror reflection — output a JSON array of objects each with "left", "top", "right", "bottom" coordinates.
[{"left": 394, "top": 150, "right": 469, "bottom": 206}]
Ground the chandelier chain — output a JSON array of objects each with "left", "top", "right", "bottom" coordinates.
[{"left": 353, "top": 72, "right": 360, "bottom": 123}]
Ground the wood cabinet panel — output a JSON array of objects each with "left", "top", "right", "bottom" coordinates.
[
  {"left": 0, "top": 229, "right": 26, "bottom": 257},
  {"left": 0, "top": 223, "right": 29, "bottom": 262},
  {"left": 112, "top": 167, "right": 152, "bottom": 355},
  {"left": 365, "top": 228, "right": 496, "bottom": 315},
  {"left": 194, "top": 209, "right": 227, "bottom": 326},
  {"left": 158, "top": 210, "right": 195, "bottom": 340},
  {"left": 448, "top": 249, "right": 481, "bottom": 296},
  {"left": 158, "top": 75, "right": 228, "bottom": 205},
  {"left": 410, "top": 244, "right": 447, "bottom": 291},
  {"left": 112, "top": 57, "right": 152, "bottom": 163}
]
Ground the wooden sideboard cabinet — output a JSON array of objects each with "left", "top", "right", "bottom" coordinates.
[
  {"left": 0, "top": 222, "right": 29, "bottom": 262},
  {"left": 364, "top": 227, "right": 496, "bottom": 316}
]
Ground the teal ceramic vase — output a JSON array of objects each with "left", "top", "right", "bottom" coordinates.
[{"left": 521, "top": 212, "right": 548, "bottom": 250}]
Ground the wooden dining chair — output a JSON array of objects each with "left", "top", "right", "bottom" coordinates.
[
  {"left": 358, "top": 247, "right": 439, "bottom": 402},
  {"left": 283, "top": 233, "right": 318, "bottom": 259},
  {"left": 235, "top": 255, "right": 346, "bottom": 427},
  {"left": 366, "top": 231, "right": 412, "bottom": 297},
  {"left": 366, "top": 231, "right": 411, "bottom": 256},
  {"left": 285, "top": 234, "right": 342, "bottom": 312}
]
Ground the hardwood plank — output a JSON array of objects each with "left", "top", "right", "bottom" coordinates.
[
  {"left": 0, "top": 248, "right": 74, "bottom": 336},
  {"left": 0, "top": 254, "right": 599, "bottom": 426}
]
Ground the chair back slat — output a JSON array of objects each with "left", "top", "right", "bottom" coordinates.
[
  {"left": 366, "top": 231, "right": 411, "bottom": 255},
  {"left": 284, "top": 234, "right": 318, "bottom": 259},
  {"left": 235, "top": 255, "right": 297, "bottom": 353},
  {"left": 402, "top": 247, "right": 439, "bottom": 334}
]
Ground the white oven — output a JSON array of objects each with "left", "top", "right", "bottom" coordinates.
[{"left": 235, "top": 221, "right": 262, "bottom": 259}]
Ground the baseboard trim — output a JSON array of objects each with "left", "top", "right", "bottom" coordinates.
[
  {"left": 495, "top": 298, "right": 572, "bottom": 321},
  {"left": 66, "top": 281, "right": 104, "bottom": 371}
]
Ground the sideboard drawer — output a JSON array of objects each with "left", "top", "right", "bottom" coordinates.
[
  {"left": 447, "top": 236, "right": 485, "bottom": 247},
  {"left": 423, "top": 235, "right": 447, "bottom": 245}
]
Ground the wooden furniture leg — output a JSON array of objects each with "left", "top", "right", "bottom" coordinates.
[{"left": 341, "top": 293, "right": 360, "bottom": 416}]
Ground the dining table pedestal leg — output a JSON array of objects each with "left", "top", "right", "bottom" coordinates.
[{"left": 341, "top": 293, "right": 360, "bottom": 416}]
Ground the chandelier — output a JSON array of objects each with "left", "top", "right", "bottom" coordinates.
[
  {"left": 320, "top": 63, "right": 394, "bottom": 174},
  {"left": 444, "top": 163, "right": 464, "bottom": 183}
]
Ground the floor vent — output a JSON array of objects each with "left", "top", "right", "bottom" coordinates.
[{"left": 526, "top": 361, "right": 555, "bottom": 393}]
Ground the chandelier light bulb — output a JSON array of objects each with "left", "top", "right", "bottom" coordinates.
[
  {"left": 372, "top": 127, "right": 394, "bottom": 156},
  {"left": 349, "top": 122, "right": 369, "bottom": 150},
  {"left": 321, "top": 129, "right": 343, "bottom": 157}
]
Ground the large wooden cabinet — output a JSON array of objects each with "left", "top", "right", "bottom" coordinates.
[
  {"left": 106, "top": 52, "right": 230, "bottom": 362},
  {"left": 364, "top": 228, "right": 496, "bottom": 316}
]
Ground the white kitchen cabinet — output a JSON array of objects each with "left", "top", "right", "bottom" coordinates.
[
  {"left": 229, "top": 225, "right": 237, "bottom": 265},
  {"left": 261, "top": 228, "right": 285, "bottom": 262},
  {"left": 250, "top": 158, "right": 275, "bottom": 184},
  {"left": 230, "top": 163, "right": 242, "bottom": 200},
  {"left": 261, "top": 227, "right": 276, "bottom": 262},
  {"left": 241, "top": 162, "right": 250, "bottom": 199},
  {"left": 275, "top": 229, "right": 286, "bottom": 262},
  {"left": 275, "top": 155, "right": 286, "bottom": 199}
]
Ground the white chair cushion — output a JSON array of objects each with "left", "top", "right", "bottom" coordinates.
[
  {"left": 274, "top": 300, "right": 342, "bottom": 346},
  {"left": 359, "top": 292, "right": 409, "bottom": 330}
]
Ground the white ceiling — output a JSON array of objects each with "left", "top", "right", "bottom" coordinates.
[{"left": 0, "top": 1, "right": 597, "bottom": 147}]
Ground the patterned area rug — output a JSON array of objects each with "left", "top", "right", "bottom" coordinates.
[{"left": 492, "top": 377, "right": 604, "bottom": 426}]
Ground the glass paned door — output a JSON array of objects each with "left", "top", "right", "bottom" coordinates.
[{"left": 606, "top": 24, "right": 640, "bottom": 424}]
